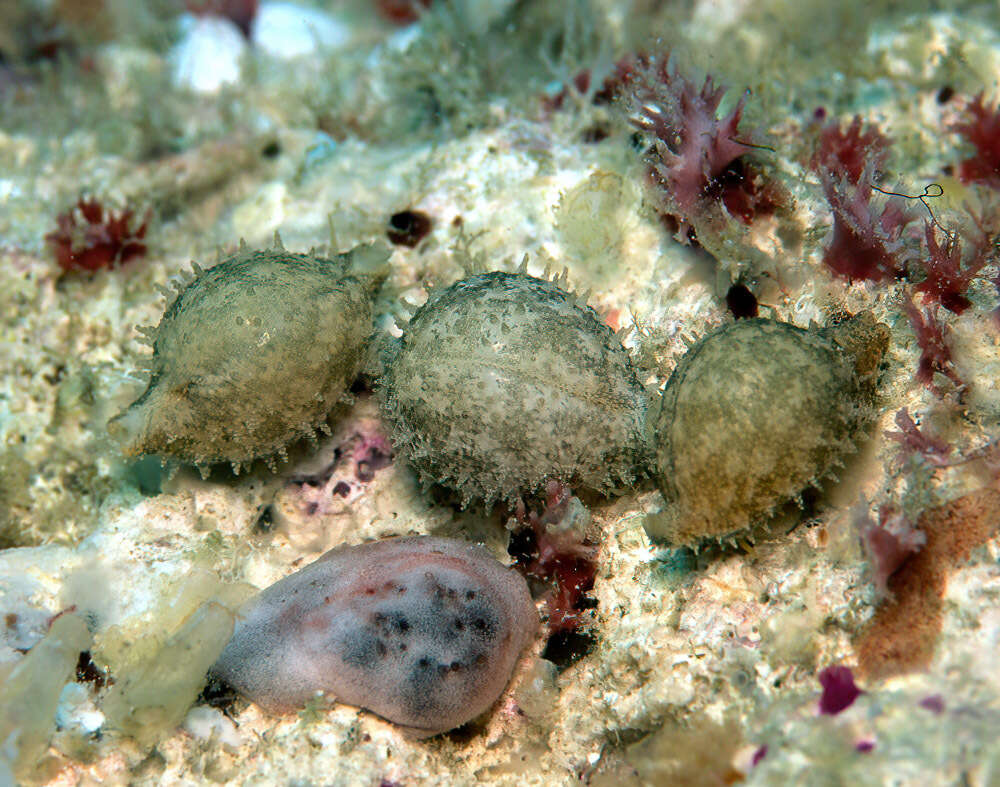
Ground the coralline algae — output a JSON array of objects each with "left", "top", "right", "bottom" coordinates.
[
  {"left": 211, "top": 536, "right": 537, "bottom": 736},
  {"left": 379, "top": 270, "right": 650, "bottom": 506},
  {"left": 646, "top": 312, "right": 890, "bottom": 545},
  {"left": 109, "top": 240, "right": 389, "bottom": 472}
]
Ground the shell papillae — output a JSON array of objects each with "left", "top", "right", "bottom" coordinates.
[
  {"left": 109, "top": 240, "right": 389, "bottom": 471},
  {"left": 378, "top": 270, "right": 651, "bottom": 506},
  {"left": 646, "top": 312, "right": 890, "bottom": 545}
]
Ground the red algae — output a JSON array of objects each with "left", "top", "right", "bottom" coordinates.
[
  {"left": 953, "top": 93, "right": 1000, "bottom": 188},
  {"left": 511, "top": 481, "right": 598, "bottom": 636},
  {"left": 45, "top": 197, "right": 149, "bottom": 273}
]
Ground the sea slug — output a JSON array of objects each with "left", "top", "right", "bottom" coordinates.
[{"left": 210, "top": 536, "right": 537, "bottom": 736}]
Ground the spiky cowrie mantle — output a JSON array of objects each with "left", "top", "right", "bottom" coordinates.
[
  {"left": 109, "top": 238, "right": 388, "bottom": 473},
  {"left": 645, "top": 312, "right": 890, "bottom": 545},
  {"left": 379, "top": 270, "right": 651, "bottom": 506}
]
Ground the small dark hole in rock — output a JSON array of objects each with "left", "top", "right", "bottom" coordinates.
[
  {"left": 726, "top": 284, "right": 758, "bottom": 319},
  {"left": 261, "top": 140, "right": 281, "bottom": 158},
  {"left": 542, "top": 629, "right": 597, "bottom": 670},
  {"left": 387, "top": 210, "right": 433, "bottom": 247},
  {"left": 198, "top": 675, "right": 243, "bottom": 717},
  {"left": 799, "top": 486, "right": 821, "bottom": 516},
  {"left": 253, "top": 504, "right": 275, "bottom": 533},
  {"left": 506, "top": 526, "right": 537, "bottom": 564},
  {"left": 442, "top": 717, "right": 484, "bottom": 745},
  {"left": 581, "top": 124, "right": 610, "bottom": 143},
  {"left": 75, "top": 651, "right": 111, "bottom": 689}
]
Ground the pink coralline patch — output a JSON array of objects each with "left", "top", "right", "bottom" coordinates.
[
  {"left": 45, "top": 197, "right": 149, "bottom": 273},
  {"left": 919, "top": 694, "right": 945, "bottom": 714},
  {"left": 953, "top": 93, "right": 1000, "bottom": 187},
  {"left": 540, "top": 68, "right": 593, "bottom": 114},
  {"left": 992, "top": 271, "right": 1000, "bottom": 330},
  {"left": 812, "top": 116, "right": 890, "bottom": 184},
  {"left": 288, "top": 423, "right": 394, "bottom": 516},
  {"left": 541, "top": 53, "right": 648, "bottom": 115},
  {"left": 713, "top": 158, "right": 781, "bottom": 225},
  {"left": 818, "top": 665, "right": 863, "bottom": 715},
  {"left": 821, "top": 178, "right": 913, "bottom": 282},
  {"left": 374, "top": 0, "right": 431, "bottom": 25},
  {"left": 511, "top": 481, "right": 598, "bottom": 635},
  {"left": 354, "top": 432, "right": 394, "bottom": 482},
  {"left": 885, "top": 409, "right": 1000, "bottom": 480}
]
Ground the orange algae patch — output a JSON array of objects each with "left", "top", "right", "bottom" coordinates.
[{"left": 855, "top": 488, "right": 1000, "bottom": 680}]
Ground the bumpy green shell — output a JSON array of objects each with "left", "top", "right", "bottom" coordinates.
[
  {"left": 646, "top": 312, "right": 889, "bottom": 545},
  {"left": 380, "top": 271, "right": 650, "bottom": 506},
  {"left": 110, "top": 242, "right": 388, "bottom": 469}
]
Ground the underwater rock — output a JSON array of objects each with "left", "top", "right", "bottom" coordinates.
[
  {"left": 211, "top": 536, "right": 537, "bottom": 736},
  {"left": 110, "top": 240, "right": 389, "bottom": 472},
  {"left": 379, "top": 270, "right": 650, "bottom": 506},
  {"left": 171, "top": 14, "right": 247, "bottom": 94},
  {"left": 646, "top": 312, "right": 889, "bottom": 545},
  {"left": 251, "top": 2, "right": 349, "bottom": 59}
]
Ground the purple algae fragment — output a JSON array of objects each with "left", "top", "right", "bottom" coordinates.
[
  {"left": 751, "top": 745, "right": 768, "bottom": 767},
  {"left": 818, "top": 665, "right": 863, "bottom": 715},
  {"left": 919, "top": 694, "right": 945, "bottom": 714},
  {"left": 855, "top": 739, "right": 875, "bottom": 753}
]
